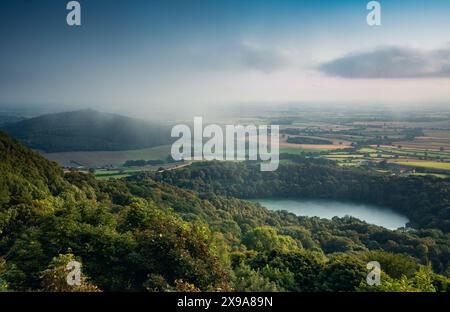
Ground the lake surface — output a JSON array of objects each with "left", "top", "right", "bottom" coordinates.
[{"left": 254, "top": 199, "right": 409, "bottom": 230}]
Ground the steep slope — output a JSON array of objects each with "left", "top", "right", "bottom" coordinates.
[
  {"left": 0, "top": 131, "right": 67, "bottom": 206},
  {"left": 0, "top": 115, "right": 24, "bottom": 126},
  {"left": 1, "top": 109, "right": 172, "bottom": 152},
  {"left": 0, "top": 132, "right": 228, "bottom": 291}
]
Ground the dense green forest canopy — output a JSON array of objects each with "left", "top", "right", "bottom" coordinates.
[
  {"left": 152, "top": 161, "right": 450, "bottom": 232},
  {"left": 1, "top": 110, "right": 173, "bottom": 152},
  {"left": 1, "top": 131, "right": 449, "bottom": 292}
]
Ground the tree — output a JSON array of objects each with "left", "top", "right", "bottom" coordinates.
[
  {"left": 0, "top": 258, "right": 8, "bottom": 292},
  {"left": 40, "top": 253, "right": 101, "bottom": 292},
  {"left": 319, "top": 254, "right": 367, "bottom": 291},
  {"left": 357, "top": 266, "right": 436, "bottom": 292},
  {"left": 362, "top": 251, "right": 417, "bottom": 279},
  {"left": 243, "top": 227, "right": 299, "bottom": 252},
  {"left": 232, "top": 263, "right": 281, "bottom": 291}
]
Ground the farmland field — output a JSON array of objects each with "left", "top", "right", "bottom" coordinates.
[
  {"left": 94, "top": 169, "right": 144, "bottom": 180},
  {"left": 410, "top": 172, "right": 450, "bottom": 179},
  {"left": 391, "top": 161, "right": 450, "bottom": 171},
  {"left": 280, "top": 146, "right": 335, "bottom": 154},
  {"left": 280, "top": 143, "right": 349, "bottom": 150},
  {"left": 40, "top": 145, "right": 172, "bottom": 167},
  {"left": 375, "top": 146, "right": 450, "bottom": 159},
  {"left": 34, "top": 110, "right": 450, "bottom": 178}
]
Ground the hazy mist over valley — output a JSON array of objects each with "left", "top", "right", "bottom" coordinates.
[{"left": 1, "top": 0, "right": 450, "bottom": 303}]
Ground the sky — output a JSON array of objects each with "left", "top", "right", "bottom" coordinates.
[{"left": 0, "top": 0, "right": 449, "bottom": 117}]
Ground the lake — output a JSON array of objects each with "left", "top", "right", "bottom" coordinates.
[{"left": 254, "top": 199, "right": 409, "bottom": 230}]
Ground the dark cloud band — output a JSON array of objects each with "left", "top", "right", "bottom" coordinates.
[{"left": 319, "top": 46, "right": 450, "bottom": 79}]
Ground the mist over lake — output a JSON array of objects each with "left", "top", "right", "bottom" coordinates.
[{"left": 254, "top": 199, "right": 409, "bottom": 230}]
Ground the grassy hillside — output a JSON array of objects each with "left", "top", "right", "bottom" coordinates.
[{"left": 1, "top": 110, "right": 173, "bottom": 152}]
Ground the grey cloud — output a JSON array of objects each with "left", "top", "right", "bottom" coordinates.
[
  {"left": 319, "top": 46, "right": 450, "bottom": 78},
  {"left": 186, "top": 41, "right": 290, "bottom": 73},
  {"left": 238, "top": 43, "right": 289, "bottom": 73}
]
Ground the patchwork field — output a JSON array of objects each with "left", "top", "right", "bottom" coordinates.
[
  {"left": 35, "top": 110, "right": 450, "bottom": 179},
  {"left": 280, "top": 143, "right": 349, "bottom": 150},
  {"left": 391, "top": 161, "right": 450, "bottom": 171},
  {"left": 279, "top": 146, "right": 337, "bottom": 154},
  {"left": 40, "top": 145, "right": 172, "bottom": 167},
  {"left": 94, "top": 169, "right": 148, "bottom": 180}
]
